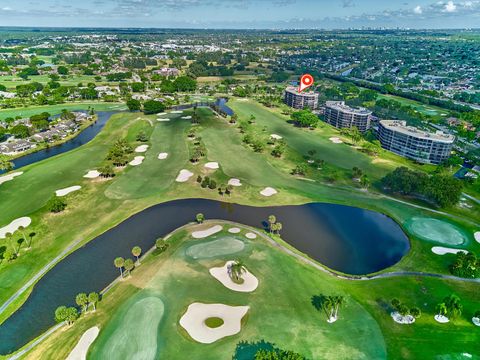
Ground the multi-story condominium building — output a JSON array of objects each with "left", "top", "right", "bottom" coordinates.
[
  {"left": 323, "top": 101, "right": 372, "bottom": 132},
  {"left": 377, "top": 120, "right": 455, "bottom": 165},
  {"left": 283, "top": 86, "right": 319, "bottom": 110}
]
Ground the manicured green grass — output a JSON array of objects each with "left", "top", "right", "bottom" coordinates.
[
  {"left": 19, "top": 224, "right": 480, "bottom": 360},
  {"left": 0, "top": 102, "right": 126, "bottom": 119}
]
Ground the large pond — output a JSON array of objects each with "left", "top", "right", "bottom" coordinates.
[
  {"left": 2, "top": 111, "right": 116, "bottom": 173},
  {"left": 0, "top": 199, "right": 409, "bottom": 354}
]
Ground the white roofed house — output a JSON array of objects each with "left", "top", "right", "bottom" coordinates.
[{"left": 0, "top": 139, "right": 36, "bottom": 155}]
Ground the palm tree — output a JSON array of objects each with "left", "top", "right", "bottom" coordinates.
[
  {"left": 410, "top": 307, "right": 421, "bottom": 318},
  {"left": 75, "top": 293, "right": 88, "bottom": 313},
  {"left": 228, "top": 260, "right": 246, "bottom": 283},
  {"left": 320, "top": 296, "right": 333, "bottom": 321},
  {"left": 0, "top": 156, "right": 13, "bottom": 172},
  {"left": 436, "top": 302, "right": 448, "bottom": 317},
  {"left": 360, "top": 175, "right": 370, "bottom": 190},
  {"left": 275, "top": 222, "right": 283, "bottom": 235},
  {"left": 268, "top": 215, "right": 276, "bottom": 234},
  {"left": 114, "top": 257, "right": 125, "bottom": 277},
  {"left": 444, "top": 294, "right": 463, "bottom": 319},
  {"left": 18, "top": 226, "right": 27, "bottom": 250},
  {"left": 332, "top": 296, "right": 345, "bottom": 320},
  {"left": 196, "top": 213, "right": 205, "bottom": 224},
  {"left": 5, "top": 232, "right": 18, "bottom": 257},
  {"left": 88, "top": 292, "right": 99, "bottom": 311},
  {"left": 124, "top": 258, "right": 134, "bottom": 276},
  {"left": 132, "top": 246, "right": 142, "bottom": 264},
  {"left": 28, "top": 232, "right": 36, "bottom": 249}
]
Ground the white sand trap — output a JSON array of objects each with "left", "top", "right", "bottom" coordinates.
[
  {"left": 434, "top": 315, "right": 449, "bottom": 323},
  {"left": 270, "top": 134, "right": 283, "bottom": 140},
  {"left": 56, "top": 185, "right": 81, "bottom": 197},
  {"left": 260, "top": 187, "right": 277, "bottom": 197},
  {"left": 228, "top": 178, "right": 242, "bottom": 187},
  {"left": 176, "top": 169, "right": 194, "bottom": 182},
  {"left": 157, "top": 118, "right": 170, "bottom": 122},
  {"left": 204, "top": 162, "right": 219, "bottom": 170},
  {"left": 192, "top": 224, "right": 222, "bottom": 239},
  {"left": 129, "top": 156, "right": 145, "bottom": 166},
  {"left": 179, "top": 303, "right": 249, "bottom": 344},
  {"left": 0, "top": 172, "right": 23, "bottom": 186},
  {"left": 245, "top": 232, "right": 257, "bottom": 239},
  {"left": 0, "top": 217, "right": 32, "bottom": 239},
  {"left": 209, "top": 261, "right": 259, "bottom": 293},
  {"left": 83, "top": 170, "right": 100, "bottom": 179},
  {"left": 66, "top": 326, "right": 100, "bottom": 360},
  {"left": 158, "top": 152, "right": 168, "bottom": 160},
  {"left": 474, "top": 232, "right": 480, "bottom": 244},
  {"left": 431, "top": 246, "right": 468, "bottom": 255},
  {"left": 135, "top": 145, "right": 149, "bottom": 153},
  {"left": 181, "top": 116, "right": 192, "bottom": 120},
  {"left": 157, "top": 112, "right": 167, "bottom": 116},
  {"left": 228, "top": 227, "right": 241, "bottom": 234},
  {"left": 329, "top": 137, "right": 343, "bottom": 144},
  {"left": 171, "top": 110, "right": 183, "bottom": 114},
  {"left": 472, "top": 317, "right": 480, "bottom": 327},
  {"left": 391, "top": 312, "right": 415, "bottom": 325}
]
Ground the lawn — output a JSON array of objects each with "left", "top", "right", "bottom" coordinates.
[{"left": 19, "top": 222, "right": 480, "bottom": 360}]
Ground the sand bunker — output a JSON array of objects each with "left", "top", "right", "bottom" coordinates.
[
  {"left": 158, "top": 152, "right": 168, "bottom": 160},
  {"left": 157, "top": 118, "right": 170, "bottom": 122},
  {"left": 95, "top": 296, "right": 164, "bottom": 359},
  {"left": 228, "top": 178, "right": 242, "bottom": 187},
  {"left": 171, "top": 110, "right": 183, "bottom": 114},
  {"left": 228, "top": 227, "right": 241, "bottom": 234},
  {"left": 192, "top": 224, "right": 222, "bottom": 239},
  {"left": 0, "top": 217, "right": 32, "bottom": 239},
  {"left": 83, "top": 170, "right": 100, "bottom": 179},
  {"left": 0, "top": 172, "right": 23, "bottom": 186},
  {"left": 472, "top": 317, "right": 480, "bottom": 327},
  {"left": 135, "top": 145, "right": 149, "bottom": 153},
  {"left": 474, "top": 232, "right": 480, "bottom": 244},
  {"left": 186, "top": 237, "right": 245, "bottom": 259},
  {"left": 176, "top": 169, "right": 194, "bottom": 182},
  {"left": 56, "top": 185, "right": 81, "bottom": 197},
  {"left": 245, "top": 232, "right": 257, "bottom": 239},
  {"left": 179, "top": 303, "right": 249, "bottom": 344},
  {"left": 405, "top": 218, "right": 467, "bottom": 246},
  {"left": 66, "top": 326, "right": 100, "bottom": 360},
  {"left": 209, "top": 261, "right": 259, "bottom": 293},
  {"left": 204, "top": 162, "right": 219, "bottom": 170},
  {"left": 129, "top": 156, "right": 145, "bottom": 166},
  {"left": 391, "top": 312, "right": 415, "bottom": 325},
  {"left": 434, "top": 315, "right": 449, "bottom": 323},
  {"left": 157, "top": 112, "right": 167, "bottom": 116},
  {"left": 181, "top": 116, "right": 192, "bottom": 120},
  {"left": 270, "top": 134, "right": 283, "bottom": 140},
  {"left": 260, "top": 187, "right": 277, "bottom": 197},
  {"left": 329, "top": 137, "right": 343, "bottom": 144},
  {"left": 431, "top": 246, "right": 468, "bottom": 255}
]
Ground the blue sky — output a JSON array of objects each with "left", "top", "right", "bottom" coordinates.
[{"left": 0, "top": 0, "right": 479, "bottom": 28}]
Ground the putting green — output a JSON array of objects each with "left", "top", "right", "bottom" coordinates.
[
  {"left": 185, "top": 236, "right": 245, "bottom": 259},
  {"left": 90, "top": 295, "right": 164, "bottom": 360},
  {"left": 404, "top": 218, "right": 468, "bottom": 245}
]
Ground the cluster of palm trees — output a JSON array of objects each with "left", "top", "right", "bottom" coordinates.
[
  {"left": 0, "top": 155, "right": 13, "bottom": 172},
  {"left": 436, "top": 294, "right": 463, "bottom": 321},
  {"left": 312, "top": 294, "right": 345, "bottom": 323},
  {"left": 391, "top": 298, "right": 421, "bottom": 320},
  {"left": 113, "top": 246, "right": 142, "bottom": 278},
  {"left": 228, "top": 260, "right": 247, "bottom": 284},
  {"left": 2, "top": 229, "right": 36, "bottom": 263},
  {"left": 267, "top": 215, "right": 283, "bottom": 236},
  {"left": 55, "top": 291, "right": 100, "bottom": 326}
]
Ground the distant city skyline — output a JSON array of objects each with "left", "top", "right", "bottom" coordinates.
[{"left": 0, "top": 0, "right": 479, "bottom": 29}]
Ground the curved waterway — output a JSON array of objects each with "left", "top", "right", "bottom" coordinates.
[
  {"left": 2, "top": 111, "right": 116, "bottom": 173},
  {"left": 0, "top": 199, "right": 409, "bottom": 354}
]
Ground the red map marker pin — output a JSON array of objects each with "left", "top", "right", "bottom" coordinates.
[{"left": 298, "top": 74, "right": 314, "bottom": 93}]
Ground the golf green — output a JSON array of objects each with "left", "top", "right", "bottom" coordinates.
[
  {"left": 185, "top": 236, "right": 246, "bottom": 259},
  {"left": 404, "top": 217, "right": 468, "bottom": 245}
]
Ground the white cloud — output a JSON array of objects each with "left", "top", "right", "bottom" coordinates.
[
  {"left": 443, "top": 1, "right": 457, "bottom": 12},
  {"left": 413, "top": 5, "right": 423, "bottom": 13}
]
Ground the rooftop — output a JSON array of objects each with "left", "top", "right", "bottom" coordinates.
[
  {"left": 380, "top": 120, "right": 455, "bottom": 143},
  {"left": 285, "top": 86, "right": 317, "bottom": 97},
  {"left": 325, "top": 101, "right": 372, "bottom": 116}
]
